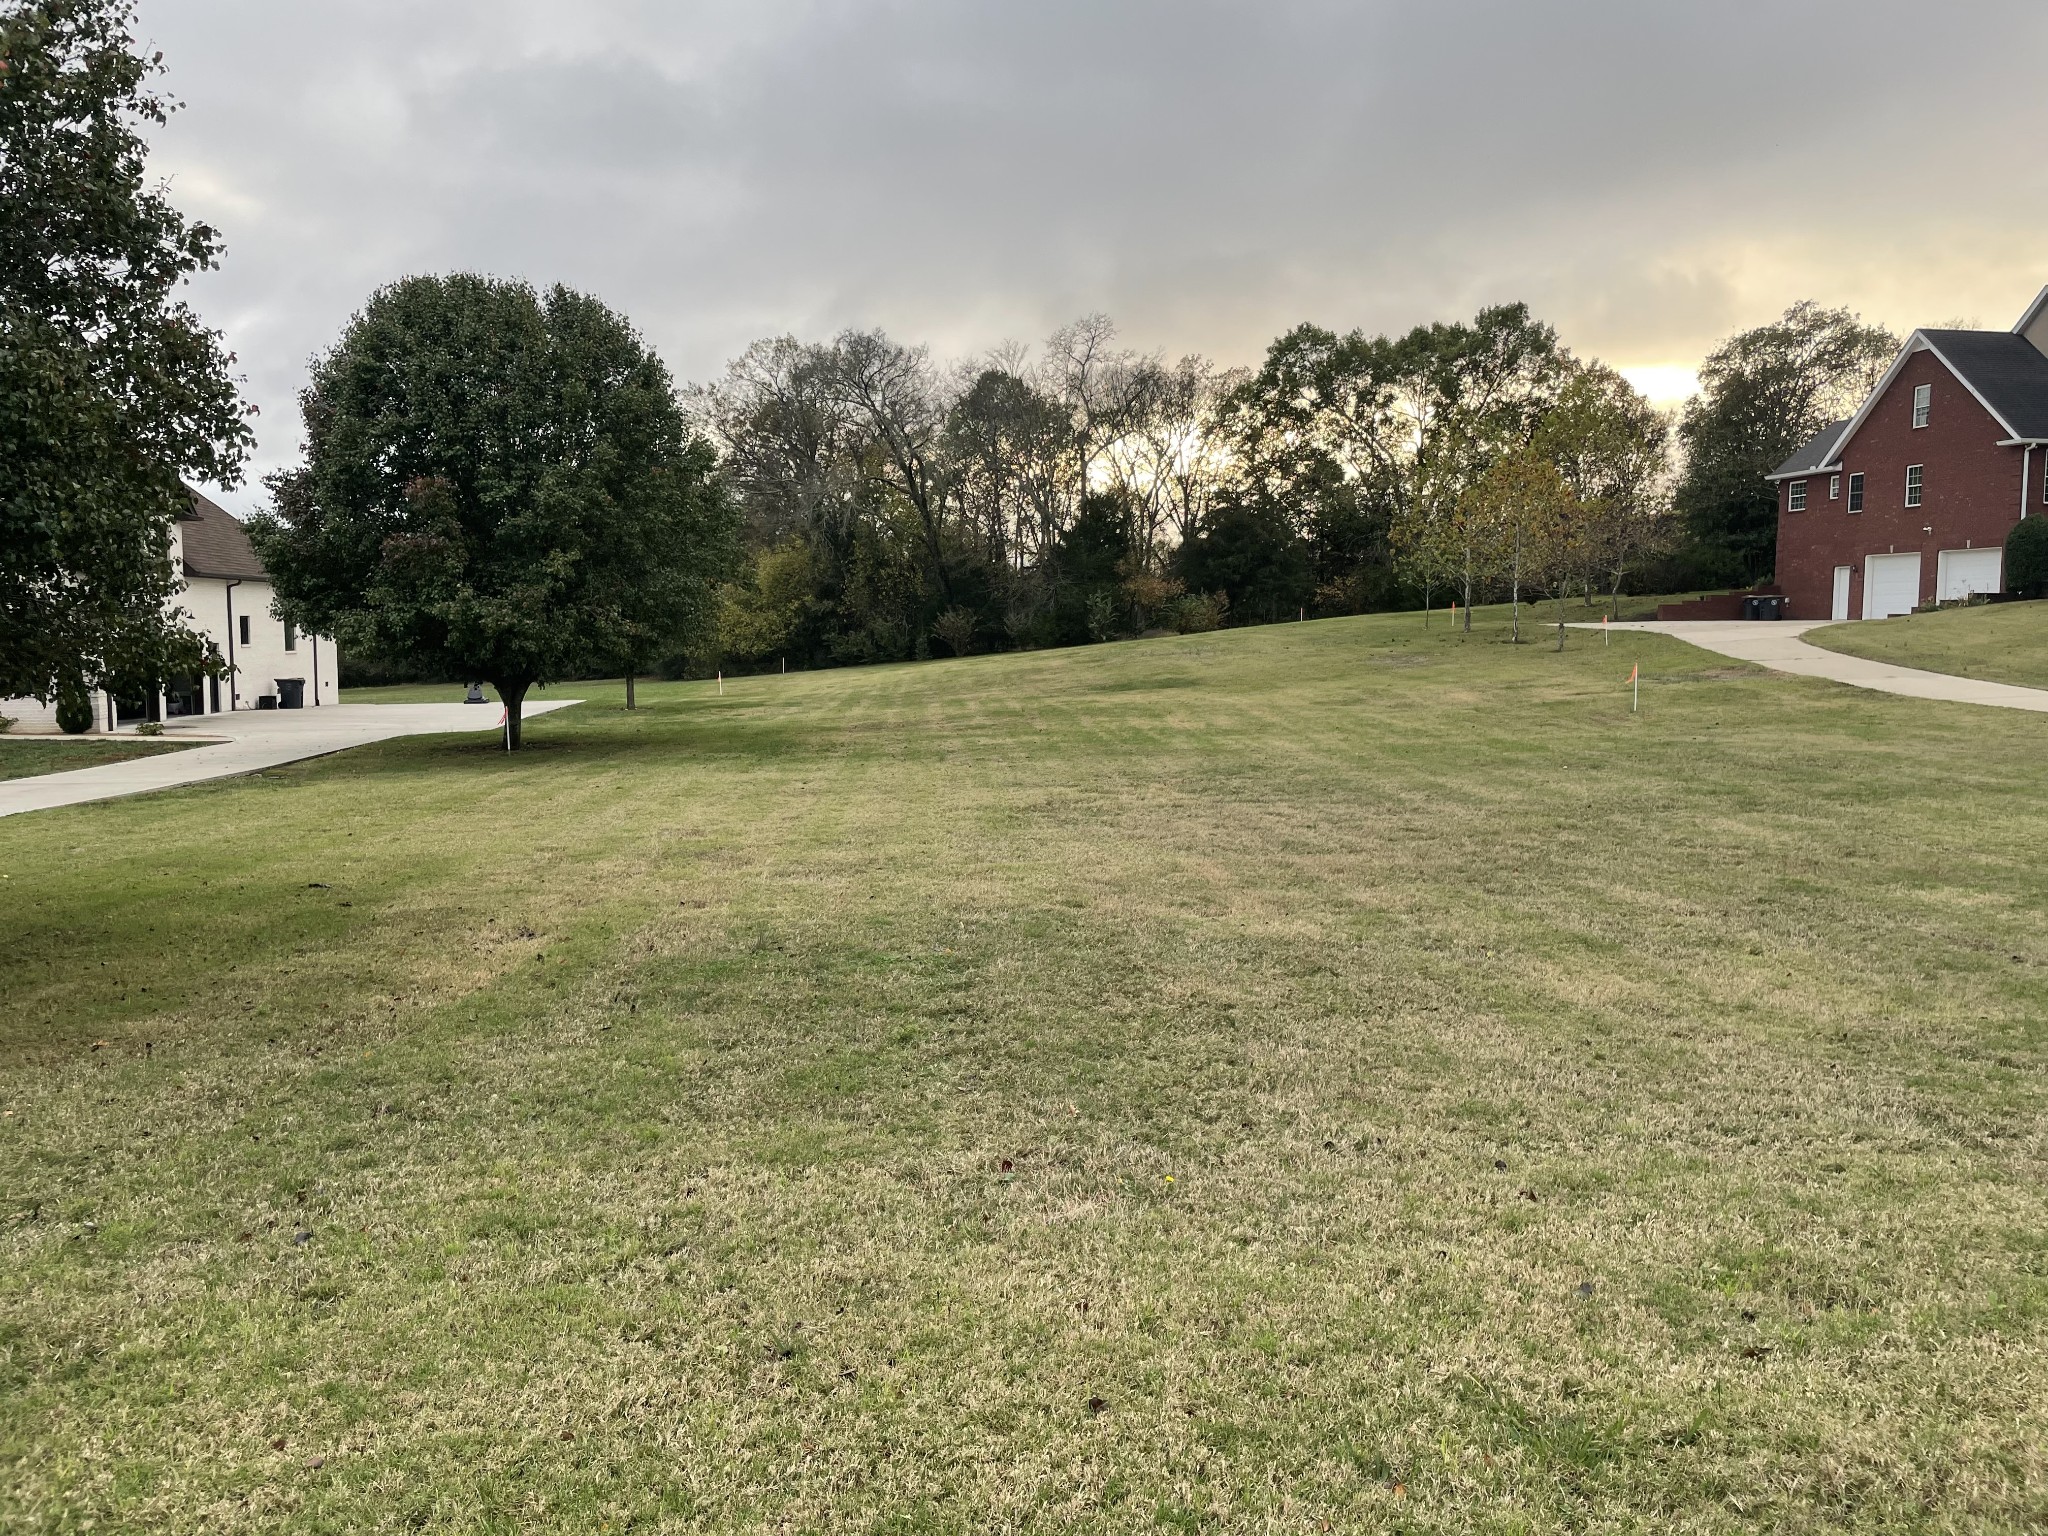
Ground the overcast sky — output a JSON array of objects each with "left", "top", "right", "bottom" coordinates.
[{"left": 140, "top": 0, "right": 2048, "bottom": 511}]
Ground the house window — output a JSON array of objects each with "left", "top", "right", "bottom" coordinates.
[
  {"left": 1788, "top": 480, "right": 1807, "bottom": 512},
  {"left": 1912, "top": 383, "right": 1931, "bottom": 429},
  {"left": 1830, "top": 474, "right": 1841, "bottom": 500},
  {"left": 239, "top": 615, "right": 251, "bottom": 646},
  {"left": 284, "top": 622, "right": 298, "bottom": 653},
  {"left": 1847, "top": 473, "right": 1865, "bottom": 512},
  {"left": 1905, "top": 464, "right": 1924, "bottom": 507}
]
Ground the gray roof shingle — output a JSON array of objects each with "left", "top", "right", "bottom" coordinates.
[
  {"left": 1769, "top": 420, "right": 1849, "bottom": 480},
  {"left": 1919, "top": 330, "right": 2048, "bottom": 441}
]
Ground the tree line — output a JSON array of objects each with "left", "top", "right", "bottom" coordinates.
[
  {"left": 687, "top": 306, "right": 1659, "bottom": 672},
  {"left": 4, "top": 0, "right": 1908, "bottom": 744},
  {"left": 684, "top": 294, "right": 1900, "bottom": 673}
]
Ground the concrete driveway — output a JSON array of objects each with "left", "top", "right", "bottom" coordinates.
[
  {"left": 0, "top": 699, "right": 582, "bottom": 819},
  {"left": 1599, "top": 620, "right": 2048, "bottom": 713}
]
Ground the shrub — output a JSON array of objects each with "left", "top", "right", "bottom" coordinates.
[
  {"left": 1164, "top": 592, "right": 1229, "bottom": 634},
  {"left": 2007, "top": 517, "right": 2048, "bottom": 599},
  {"left": 134, "top": 721, "right": 164, "bottom": 737},
  {"left": 54, "top": 682, "right": 93, "bottom": 735},
  {"left": 931, "top": 607, "right": 976, "bottom": 658},
  {"left": 0, "top": 714, "right": 14, "bottom": 734},
  {"left": 1084, "top": 589, "right": 1121, "bottom": 643}
]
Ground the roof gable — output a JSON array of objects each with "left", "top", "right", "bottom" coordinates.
[
  {"left": 2012, "top": 283, "right": 2048, "bottom": 347},
  {"left": 1921, "top": 330, "right": 2048, "bottom": 440},
  {"left": 178, "top": 489, "right": 269, "bottom": 581},
  {"left": 1810, "top": 328, "right": 2048, "bottom": 471}
]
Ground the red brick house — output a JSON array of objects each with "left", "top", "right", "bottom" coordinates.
[{"left": 1766, "top": 287, "right": 2048, "bottom": 620}]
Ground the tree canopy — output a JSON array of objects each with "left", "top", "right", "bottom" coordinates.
[
  {"left": 1675, "top": 301, "right": 1897, "bottom": 585},
  {"left": 249, "top": 274, "right": 735, "bottom": 747},
  {"left": 0, "top": 0, "right": 252, "bottom": 711}
]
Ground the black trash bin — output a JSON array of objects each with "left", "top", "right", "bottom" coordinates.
[
  {"left": 277, "top": 678, "right": 305, "bottom": 709},
  {"left": 1741, "top": 596, "right": 1762, "bottom": 620}
]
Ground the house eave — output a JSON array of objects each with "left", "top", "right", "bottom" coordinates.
[{"left": 2011, "top": 284, "right": 2048, "bottom": 337}]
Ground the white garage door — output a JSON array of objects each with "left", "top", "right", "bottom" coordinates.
[
  {"left": 1864, "top": 552, "right": 1922, "bottom": 620},
  {"left": 1937, "top": 547, "right": 2002, "bottom": 602}
]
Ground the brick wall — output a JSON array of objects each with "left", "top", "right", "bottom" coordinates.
[{"left": 1774, "top": 348, "right": 2029, "bottom": 618}]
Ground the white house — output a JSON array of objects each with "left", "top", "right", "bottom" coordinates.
[{"left": 1, "top": 489, "right": 337, "bottom": 734}]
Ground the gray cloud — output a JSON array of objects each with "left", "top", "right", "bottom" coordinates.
[{"left": 140, "top": 0, "right": 2048, "bottom": 509}]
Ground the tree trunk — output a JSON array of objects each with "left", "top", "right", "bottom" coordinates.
[
  {"left": 626, "top": 672, "right": 637, "bottom": 711},
  {"left": 494, "top": 679, "right": 532, "bottom": 751},
  {"left": 1510, "top": 530, "right": 1522, "bottom": 644},
  {"left": 1555, "top": 590, "right": 1567, "bottom": 651},
  {"left": 1462, "top": 551, "right": 1473, "bottom": 633}
]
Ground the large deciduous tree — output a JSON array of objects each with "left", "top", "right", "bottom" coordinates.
[
  {"left": 0, "top": 0, "right": 252, "bottom": 715},
  {"left": 1676, "top": 302, "right": 1896, "bottom": 585},
  {"left": 1459, "top": 449, "right": 1576, "bottom": 646},
  {"left": 1221, "top": 303, "right": 1570, "bottom": 618},
  {"left": 1534, "top": 363, "right": 1673, "bottom": 617},
  {"left": 250, "top": 275, "right": 735, "bottom": 748}
]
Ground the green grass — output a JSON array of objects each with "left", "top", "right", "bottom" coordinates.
[
  {"left": 1805, "top": 598, "right": 2048, "bottom": 689},
  {"left": 0, "top": 735, "right": 197, "bottom": 782},
  {"left": 4, "top": 607, "right": 2047, "bottom": 1533}
]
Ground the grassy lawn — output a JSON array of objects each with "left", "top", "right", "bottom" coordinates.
[
  {"left": 1805, "top": 598, "right": 2048, "bottom": 690},
  {"left": 0, "top": 736, "right": 198, "bottom": 783},
  {"left": 4, "top": 607, "right": 2046, "bottom": 1533}
]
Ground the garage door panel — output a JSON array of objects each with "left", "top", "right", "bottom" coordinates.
[
  {"left": 1937, "top": 548, "right": 2002, "bottom": 602},
  {"left": 1864, "top": 553, "right": 1921, "bottom": 620}
]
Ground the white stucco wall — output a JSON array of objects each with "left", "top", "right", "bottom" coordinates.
[
  {"left": 182, "top": 575, "right": 336, "bottom": 712},
  {"left": 1, "top": 522, "right": 337, "bottom": 734}
]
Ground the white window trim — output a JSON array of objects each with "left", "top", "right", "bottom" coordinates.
[
  {"left": 1912, "top": 383, "right": 1931, "bottom": 429},
  {"left": 1789, "top": 480, "right": 1808, "bottom": 512},
  {"left": 1847, "top": 472, "right": 1865, "bottom": 512},
  {"left": 1905, "top": 464, "right": 1924, "bottom": 508},
  {"left": 1830, "top": 474, "right": 1841, "bottom": 500}
]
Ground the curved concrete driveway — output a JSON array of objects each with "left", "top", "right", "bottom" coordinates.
[
  {"left": 1599, "top": 620, "right": 2048, "bottom": 713},
  {"left": 0, "top": 699, "right": 582, "bottom": 819}
]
